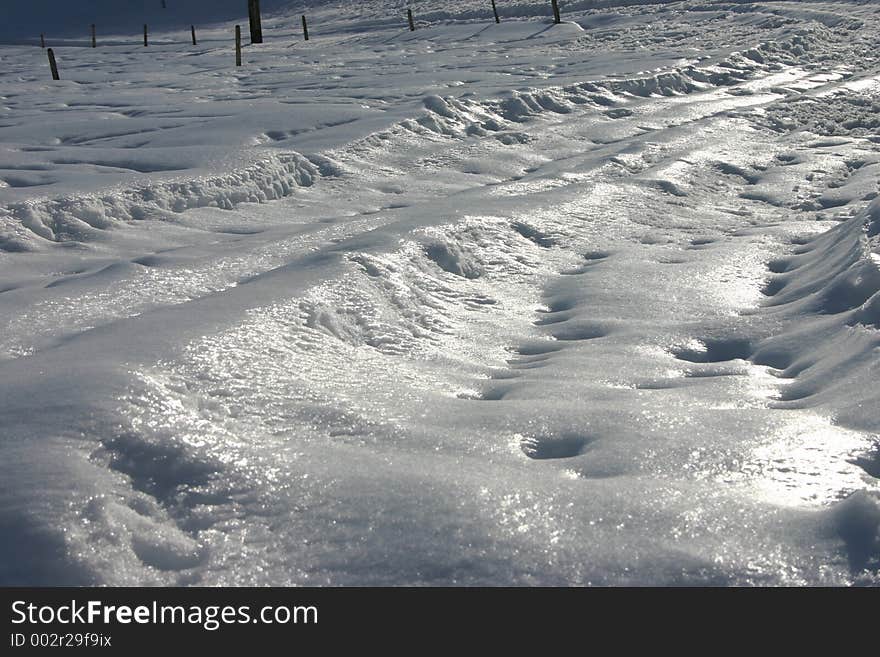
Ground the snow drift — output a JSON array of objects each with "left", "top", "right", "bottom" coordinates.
[{"left": 1, "top": 1, "right": 879, "bottom": 586}]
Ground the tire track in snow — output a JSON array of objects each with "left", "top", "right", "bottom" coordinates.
[
  {"left": 85, "top": 72, "right": 880, "bottom": 583},
  {"left": 0, "top": 43, "right": 840, "bottom": 361}
]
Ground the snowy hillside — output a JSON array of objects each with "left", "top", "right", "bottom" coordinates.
[{"left": 1, "top": 1, "right": 879, "bottom": 585}]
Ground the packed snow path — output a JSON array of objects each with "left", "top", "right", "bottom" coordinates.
[{"left": 1, "top": 2, "right": 879, "bottom": 585}]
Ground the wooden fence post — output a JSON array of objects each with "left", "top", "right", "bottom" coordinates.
[
  {"left": 408, "top": 8, "right": 415, "bottom": 31},
  {"left": 248, "top": 0, "right": 263, "bottom": 44},
  {"left": 492, "top": 0, "right": 500, "bottom": 24},
  {"left": 144, "top": 24, "right": 149, "bottom": 47},
  {"left": 254, "top": 0, "right": 263, "bottom": 42},
  {"left": 191, "top": 25, "right": 197, "bottom": 45},
  {"left": 551, "top": 0, "right": 561, "bottom": 24},
  {"left": 91, "top": 24, "right": 96, "bottom": 48},
  {"left": 47, "top": 48, "right": 60, "bottom": 80},
  {"left": 302, "top": 15, "right": 309, "bottom": 41},
  {"left": 235, "top": 25, "right": 242, "bottom": 66}
]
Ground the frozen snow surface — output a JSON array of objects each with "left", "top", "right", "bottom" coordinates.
[{"left": 1, "top": 1, "right": 880, "bottom": 585}]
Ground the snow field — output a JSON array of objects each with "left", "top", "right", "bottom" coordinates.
[{"left": 1, "top": 1, "right": 879, "bottom": 585}]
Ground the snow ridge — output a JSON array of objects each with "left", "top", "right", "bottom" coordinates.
[
  {"left": 0, "top": 31, "right": 817, "bottom": 253},
  {"left": 0, "top": 153, "right": 318, "bottom": 252}
]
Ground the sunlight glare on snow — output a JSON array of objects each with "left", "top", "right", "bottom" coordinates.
[{"left": 745, "top": 414, "right": 878, "bottom": 507}]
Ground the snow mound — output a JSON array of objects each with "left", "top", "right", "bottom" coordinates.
[
  {"left": 0, "top": 153, "right": 317, "bottom": 252},
  {"left": 827, "top": 491, "right": 880, "bottom": 574},
  {"left": 751, "top": 196, "right": 880, "bottom": 434},
  {"left": 764, "top": 196, "right": 880, "bottom": 324}
]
